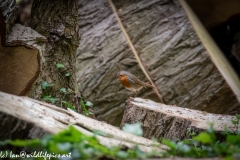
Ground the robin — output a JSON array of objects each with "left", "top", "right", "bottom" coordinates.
[{"left": 117, "top": 70, "right": 155, "bottom": 95}]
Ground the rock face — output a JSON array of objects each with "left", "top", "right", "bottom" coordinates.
[{"left": 76, "top": 0, "right": 240, "bottom": 126}]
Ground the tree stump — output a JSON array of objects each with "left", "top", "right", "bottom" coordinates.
[{"left": 121, "top": 98, "right": 240, "bottom": 141}]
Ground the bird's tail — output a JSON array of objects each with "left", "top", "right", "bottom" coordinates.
[
  {"left": 139, "top": 81, "right": 156, "bottom": 89},
  {"left": 135, "top": 79, "right": 156, "bottom": 89}
]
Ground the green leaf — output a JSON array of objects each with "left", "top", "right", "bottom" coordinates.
[
  {"left": 88, "top": 111, "right": 93, "bottom": 114},
  {"left": 81, "top": 99, "right": 90, "bottom": 115},
  {"left": 226, "top": 134, "right": 240, "bottom": 144},
  {"left": 176, "top": 142, "right": 191, "bottom": 152},
  {"left": 0, "top": 140, "right": 11, "bottom": 146},
  {"left": 236, "top": 114, "right": 240, "bottom": 120},
  {"left": 10, "top": 139, "right": 40, "bottom": 147},
  {"left": 65, "top": 73, "right": 71, "bottom": 77},
  {"left": 193, "top": 132, "right": 213, "bottom": 144},
  {"left": 49, "top": 98, "right": 60, "bottom": 103},
  {"left": 43, "top": 96, "right": 59, "bottom": 104},
  {"left": 133, "top": 146, "right": 147, "bottom": 158},
  {"left": 56, "top": 63, "right": 64, "bottom": 69},
  {"left": 57, "top": 142, "right": 71, "bottom": 152},
  {"left": 161, "top": 139, "right": 176, "bottom": 149},
  {"left": 86, "top": 101, "right": 93, "bottom": 107},
  {"left": 60, "top": 88, "right": 67, "bottom": 93},
  {"left": 41, "top": 81, "right": 54, "bottom": 89},
  {"left": 122, "top": 123, "right": 143, "bottom": 136},
  {"left": 62, "top": 101, "right": 76, "bottom": 111},
  {"left": 81, "top": 99, "right": 86, "bottom": 107},
  {"left": 232, "top": 120, "right": 238, "bottom": 125},
  {"left": 40, "top": 135, "right": 52, "bottom": 146},
  {"left": 224, "top": 156, "right": 233, "bottom": 160},
  {"left": 117, "top": 151, "right": 129, "bottom": 159}
]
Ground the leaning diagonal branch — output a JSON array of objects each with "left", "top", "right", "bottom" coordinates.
[{"left": 107, "top": 0, "right": 165, "bottom": 103}]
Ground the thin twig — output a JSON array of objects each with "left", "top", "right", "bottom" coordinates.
[{"left": 107, "top": 0, "right": 165, "bottom": 103}]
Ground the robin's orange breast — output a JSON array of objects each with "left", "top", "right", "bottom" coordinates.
[{"left": 119, "top": 75, "right": 131, "bottom": 88}]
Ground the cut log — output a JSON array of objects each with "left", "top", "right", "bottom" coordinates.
[
  {"left": 0, "top": 24, "right": 44, "bottom": 96},
  {"left": 121, "top": 98, "right": 240, "bottom": 141},
  {"left": 0, "top": 1, "right": 46, "bottom": 145},
  {"left": 0, "top": 91, "right": 166, "bottom": 153},
  {"left": 76, "top": 0, "right": 240, "bottom": 126}
]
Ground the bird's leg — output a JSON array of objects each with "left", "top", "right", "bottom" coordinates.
[
  {"left": 130, "top": 92, "right": 134, "bottom": 97},
  {"left": 134, "top": 91, "right": 138, "bottom": 97}
]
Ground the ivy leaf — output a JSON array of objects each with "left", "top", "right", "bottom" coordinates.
[
  {"left": 43, "top": 96, "right": 59, "bottom": 104},
  {"left": 57, "top": 142, "right": 71, "bottom": 152},
  {"left": 86, "top": 101, "right": 93, "bottom": 107},
  {"left": 232, "top": 120, "right": 238, "bottom": 125},
  {"left": 49, "top": 98, "right": 59, "bottom": 104},
  {"left": 176, "top": 141, "right": 191, "bottom": 153},
  {"left": 62, "top": 101, "right": 76, "bottom": 111},
  {"left": 41, "top": 81, "right": 54, "bottom": 90},
  {"left": 65, "top": 73, "right": 71, "bottom": 77},
  {"left": 117, "top": 151, "right": 129, "bottom": 159},
  {"left": 88, "top": 111, "right": 93, "bottom": 115},
  {"left": 236, "top": 114, "right": 240, "bottom": 120},
  {"left": 56, "top": 63, "right": 64, "bottom": 69},
  {"left": 193, "top": 132, "right": 212, "bottom": 144},
  {"left": 227, "top": 134, "right": 240, "bottom": 144},
  {"left": 122, "top": 123, "right": 143, "bottom": 136},
  {"left": 161, "top": 139, "right": 176, "bottom": 149},
  {"left": 60, "top": 88, "right": 67, "bottom": 93}
]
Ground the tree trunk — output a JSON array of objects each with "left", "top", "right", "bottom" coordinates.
[
  {"left": 0, "top": 0, "right": 18, "bottom": 46},
  {"left": 0, "top": 0, "right": 80, "bottom": 148},
  {"left": 76, "top": 0, "right": 240, "bottom": 126},
  {"left": 29, "top": 0, "right": 80, "bottom": 109},
  {"left": 121, "top": 98, "right": 240, "bottom": 141}
]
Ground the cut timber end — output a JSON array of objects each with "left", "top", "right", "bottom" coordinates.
[{"left": 121, "top": 97, "right": 239, "bottom": 141}]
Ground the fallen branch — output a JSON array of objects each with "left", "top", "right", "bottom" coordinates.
[{"left": 0, "top": 91, "right": 166, "bottom": 153}]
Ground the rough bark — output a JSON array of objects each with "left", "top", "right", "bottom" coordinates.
[
  {"left": 0, "top": 0, "right": 46, "bottom": 148},
  {"left": 0, "top": 91, "right": 166, "bottom": 153},
  {"left": 0, "top": 0, "right": 80, "bottom": 149},
  {"left": 0, "top": 0, "right": 18, "bottom": 46},
  {"left": 76, "top": 0, "right": 240, "bottom": 126},
  {"left": 29, "top": 0, "right": 81, "bottom": 109},
  {"left": 121, "top": 98, "right": 240, "bottom": 141}
]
